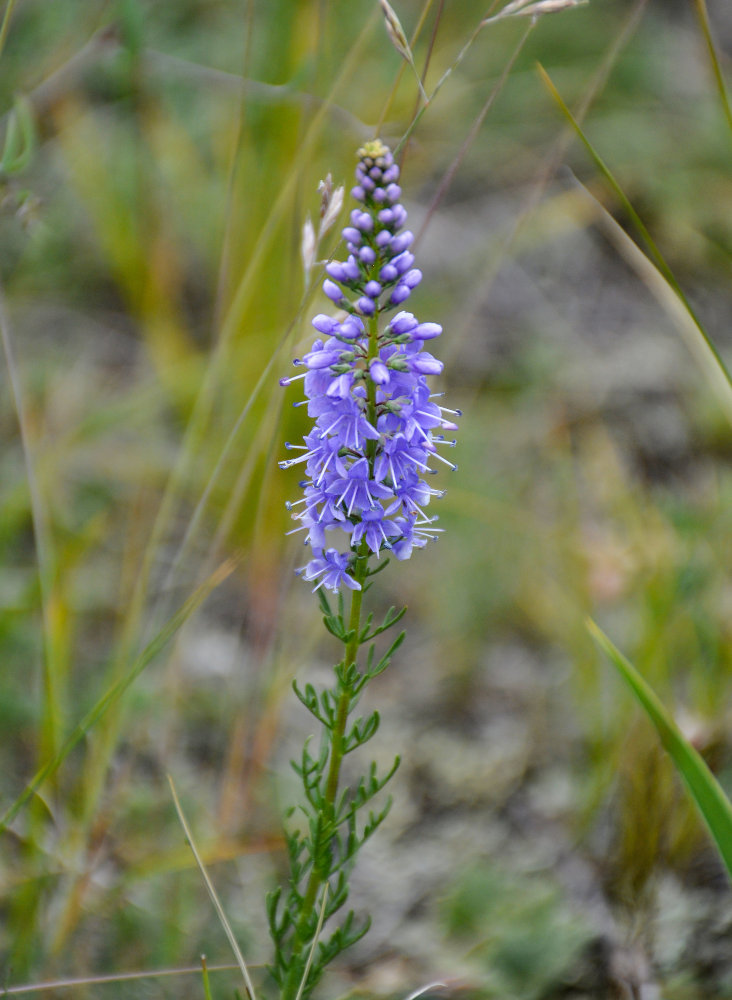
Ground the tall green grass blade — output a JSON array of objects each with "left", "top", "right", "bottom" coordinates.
[
  {"left": 0, "top": 283, "right": 64, "bottom": 765},
  {"left": 587, "top": 618, "right": 732, "bottom": 880},
  {"left": 168, "top": 775, "right": 257, "bottom": 1000},
  {"left": 692, "top": 0, "right": 732, "bottom": 141},
  {"left": 567, "top": 174, "right": 732, "bottom": 427},
  {"left": 537, "top": 63, "right": 732, "bottom": 399},
  {"left": 0, "top": 559, "right": 235, "bottom": 836}
]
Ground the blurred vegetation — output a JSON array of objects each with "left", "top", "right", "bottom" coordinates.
[{"left": 1, "top": 0, "right": 732, "bottom": 997}]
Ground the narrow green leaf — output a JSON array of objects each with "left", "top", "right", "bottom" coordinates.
[
  {"left": 365, "top": 557, "right": 390, "bottom": 577},
  {"left": 322, "top": 616, "right": 344, "bottom": 640},
  {"left": 316, "top": 588, "right": 333, "bottom": 619},
  {"left": 588, "top": 618, "right": 732, "bottom": 880},
  {"left": 369, "top": 630, "right": 406, "bottom": 678}
]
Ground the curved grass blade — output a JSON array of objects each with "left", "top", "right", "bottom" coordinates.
[
  {"left": 537, "top": 62, "right": 732, "bottom": 402},
  {"left": 691, "top": 0, "right": 732, "bottom": 141},
  {"left": 168, "top": 775, "right": 257, "bottom": 1000},
  {"left": 587, "top": 618, "right": 732, "bottom": 880},
  {"left": 0, "top": 559, "right": 235, "bottom": 836},
  {"left": 566, "top": 173, "right": 732, "bottom": 428}
]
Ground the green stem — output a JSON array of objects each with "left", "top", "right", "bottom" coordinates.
[
  {"left": 281, "top": 311, "right": 383, "bottom": 999},
  {"left": 281, "top": 555, "right": 368, "bottom": 1000}
]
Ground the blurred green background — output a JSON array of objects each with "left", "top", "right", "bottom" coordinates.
[{"left": 1, "top": 0, "right": 732, "bottom": 997}]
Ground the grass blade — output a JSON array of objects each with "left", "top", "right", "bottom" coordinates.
[
  {"left": 566, "top": 172, "right": 732, "bottom": 427},
  {"left": 168, "top": 775, "right": 257, "bottom": 1000},
  {"left": 2, "top": 963, "right": 241, "bottom": 995},
  {"left": 537, "top": 62, "right": 732, "bottom": 400},
  {"left": 293, "top": 884, "right": 328, "bottom": 1000},
  {"left": 587, "top": 618, "right": 732, "bottom": 880},
  {"left": 0, "top": 559, "right": 235, "bottom": 836},
  {"left": 0, "top": 277, "right": 63, "bottom": 763},
  {"left": 691, "top": 0, "right": 732, "bottom": 141}
]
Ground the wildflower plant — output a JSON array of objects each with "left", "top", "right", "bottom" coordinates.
[{"left": 273, "top": 140, "right": 458, "bottom": 999}]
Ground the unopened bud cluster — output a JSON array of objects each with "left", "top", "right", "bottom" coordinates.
[{"left": 280, "top": 140, "right": 459, "bottom": 591}]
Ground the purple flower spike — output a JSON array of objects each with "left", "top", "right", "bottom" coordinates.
[{"left": 281, "top": 139, "right": 459, "bottom": 590}]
